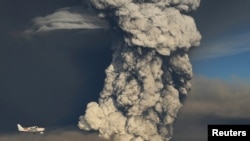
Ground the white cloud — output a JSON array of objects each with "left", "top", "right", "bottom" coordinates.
[
  {"left": 25, "top": 7, "right": 109, "bottom": 33},
  {"left": 190, "top": 32, "right": 250, "bottom": 60}
]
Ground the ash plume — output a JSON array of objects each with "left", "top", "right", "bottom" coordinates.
[{"left": 78, "top": 0, "right": 201, "bottom": 141}]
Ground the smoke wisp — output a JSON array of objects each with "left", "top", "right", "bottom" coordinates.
[{"left": 79, "top": 0, "right": 201, "bottom": 141}]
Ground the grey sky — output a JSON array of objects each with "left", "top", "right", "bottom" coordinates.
[{"left": 191, "top": 0, "right": 250, "bottom": 60}]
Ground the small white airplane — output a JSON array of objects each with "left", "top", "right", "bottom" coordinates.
[{"left": 17, "top": 124, "right": 45, "bottom": 134}]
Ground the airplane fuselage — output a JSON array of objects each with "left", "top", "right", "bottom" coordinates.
[{"left": 17, "top": 124, "right": 45, "bottom": 134}]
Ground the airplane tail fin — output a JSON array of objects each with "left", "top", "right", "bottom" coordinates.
[{"left": 17, "top": 124, "right": 24, "bottom": 131}]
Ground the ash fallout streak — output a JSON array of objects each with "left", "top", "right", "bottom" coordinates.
[{"left": 78, "top": 0, "right": 202, "bottom": 141}]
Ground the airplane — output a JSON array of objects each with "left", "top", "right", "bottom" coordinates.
[{"left": 17, "top": 124, "right": 45, "bottom": 134}]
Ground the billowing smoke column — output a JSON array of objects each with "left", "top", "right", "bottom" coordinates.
[{"left": 78, "top": 0, "right": 201, "bottom": 141}]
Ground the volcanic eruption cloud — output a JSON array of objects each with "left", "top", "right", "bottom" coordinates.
[{"left": 78, "top": 0, "right": 201, "bottom": 141}]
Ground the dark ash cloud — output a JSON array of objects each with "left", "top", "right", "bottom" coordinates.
[
  {"left": 0, "top": 129, "right": 109, "bottom": 141},
  {"left": 172, "top": 76, "right": 250, "bottom": 141}
]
